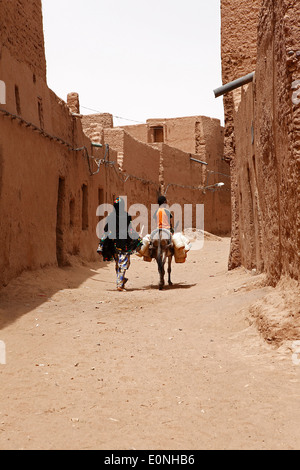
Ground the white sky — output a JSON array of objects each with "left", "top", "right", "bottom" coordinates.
[{"left": 41, "top": 0, "right": 224, "bottom": 127}]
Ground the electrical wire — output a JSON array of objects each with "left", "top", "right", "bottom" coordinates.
[
  {"left": 81, "top": 106, "right": 145, "bottom": 125},
  {"left": 207, "top": 170, "right": 231, "bottom": 179}
]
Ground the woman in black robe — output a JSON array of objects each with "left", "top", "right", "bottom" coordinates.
[{"left": 98, "top": 197, "right": 142, "bottom": 291}]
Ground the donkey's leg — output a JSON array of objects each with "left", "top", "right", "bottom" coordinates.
[
  {"left": 168, "top": 256, "right": 173, "bottom": 286},
  {"left": 157, "top": 250, "right": 166, "bottom": 290},
  {"left": 158, "top": 259, "right": 165, "bottom": 290},
  {"left": 157, "top": 238, "right": 165, "bottom": 290}
]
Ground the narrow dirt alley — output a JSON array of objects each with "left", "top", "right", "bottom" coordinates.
[{"left": 0, "top": 237, "right": 299, "bottom": 450}]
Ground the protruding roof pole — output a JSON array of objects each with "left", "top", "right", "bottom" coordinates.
[{"left": 214, "top": 72, "right": 255, "bottom": 98}]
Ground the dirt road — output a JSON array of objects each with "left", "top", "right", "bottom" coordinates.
[{"left": 0, "top": 237, "right": 299, "bottom": 450}]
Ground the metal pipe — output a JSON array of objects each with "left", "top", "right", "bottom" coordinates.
[
  {"left": 91, "top": 142, "right": 103, "bottom": 148},
  {"left": 190, "top": 157, "right": 208, "bottom": 166},
  {"left": 214, "top": 72, "right": 255, "bottom": 98}
]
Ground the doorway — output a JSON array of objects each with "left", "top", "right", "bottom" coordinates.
[{"left": 56, "top": 177, "right": 65, "bottom": 266}]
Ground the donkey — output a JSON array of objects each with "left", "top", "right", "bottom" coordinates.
[{"left": 150, "top": 229, "right": 174, "bottom": 290}]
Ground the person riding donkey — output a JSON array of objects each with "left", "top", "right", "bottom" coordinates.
[
  {"left": 153, "top": 195, "right": 174, "bottom": 236},
  {"left": 150, "top": 195, "right": 175, "bottom": 289}
]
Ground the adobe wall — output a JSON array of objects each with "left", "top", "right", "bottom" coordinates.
[
  {"left": 0, "top": 0, "right": 46, "bottom": 80},
  {"left": 119, "top": 124, "right": 148, "bottom": 143},
  {"left": 100, "top": 126, "right": 231, "bottom": 235},
  {"left": 147, "top": 117, "right": 204, "bottom": 154},
  {"left": 123, "top": 115, "right": 224, "bottom": 157},
  {"left": 122, "top": 130, "right": 161, "bottom": 184},
  {"left": 231, "top": 83, "right": 263, "bottom": 272},
  {"left": 0, "top": 32, "right": 120, "bottom": 286},
  {"left": 254, "top": 0, "right": 300, "bottom": 283},
  {"left": 81, "top": 113, "right": 114, "bottom": 142},
  {"left": 103, "top": 128, "right": 161, "bottom": 230},
  {"left": 0, "top": 0, "right": 123, "bottom": 287},
  {"left": 103, "top": 127, "right": 161, "bottom": 194},
  {"left": 226, "top": 0, "right": 300, "bottom": 284},
  {"left": 150, "top": 117, "right": 230, "bottom": 235},
  {"left": 221, "top": 0, "right": 261, "bottom": 162},
  {"left": 120, "top": 115, "right": 231, "bottom": 234},
  {"left": 221, "top": 0, "right": 262, "bottom": 270}
]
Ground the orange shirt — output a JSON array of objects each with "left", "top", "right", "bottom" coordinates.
[{"left": 156, "top": 208, "right": 172, "bottom": 229}]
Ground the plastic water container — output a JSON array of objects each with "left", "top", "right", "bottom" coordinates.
[
  {"left": 139, "top": 235, "right": 151, "bottom": 257},
  {"left": 181, "top": 235, "right": 192, "bottom": 251},
  {"left": 174, "top": 248, "right": 187, "bottom": 264},
  {"left": 182, "top": 235, "right": 192, "bottom": 252},
  {"left": 172, "top": 233, "right": 191, "bottom": 263},
  {"left": 172, "top": 233, "right": 185, "bottom": 249}
]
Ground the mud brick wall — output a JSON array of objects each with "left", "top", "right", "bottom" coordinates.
[
  {"left": 0, "top": 0, "right": 46, "bottom": 80},
  {"left": 254, "top": 0, "right": 300, "bottom": 283},
  {"left": 0, "top": 0, "right": 123, "bottom": 286},
  {"left": 118, "top": 116, "right": 231, "bottom": 235},
  {"left": 225, "top": 0, "right": 300, "bottom": 284},
  {"left": 221, "top": 0, "right": 262, "bottom": 269},
  {"left": 221, "top": 0, "right": 261, "bottom": 162}
]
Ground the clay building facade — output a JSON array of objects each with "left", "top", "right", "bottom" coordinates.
[
  {"left": 125, "top": 116, "right": 231, "bottom": 235},
  {"left": 0, "top": 0, "right": 231, "bottom": 287},
  {"left": 82, "top": 114, "right": 231, "bottom": 236},
  {"left": 221, "top": 0, "right": 299, "bottom": 286},
  {"left": 0, "top": 0, "right": 122, "bottom": 286}
]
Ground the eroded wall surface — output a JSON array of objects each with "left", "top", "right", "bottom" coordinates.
[
  {"left": 254, "top": 0, "right": 300, "bottom": 283},
  {"left": 224, "top": 0, "right": 300, "bottom": 284},
  {"left": 221, "top": 0, "right": 262, "bottom": 269},
  {"left": 0, "top": 0, "right": 46, "bottom": 80}
]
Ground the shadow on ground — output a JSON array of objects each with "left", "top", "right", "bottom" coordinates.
[
  {"left": 106, "top": 283, "right": 197, "bottom": 293},
  {"left": 0, "top": 259, "right": 109, "bottom": 331}
]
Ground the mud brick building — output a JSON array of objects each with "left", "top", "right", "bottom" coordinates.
[
  {"left": 220, "top": 0, "right": 299, "bottom": 342},
  {"left": 221, "top": 0, "right": 299, "bottom": 286},
  {"left": 0, "top": 0, "right": 231, "bottom": 287}
]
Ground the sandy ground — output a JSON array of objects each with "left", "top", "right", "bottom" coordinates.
[{"left": 0, "top": 237, "right": 299, "bottom": 450}]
